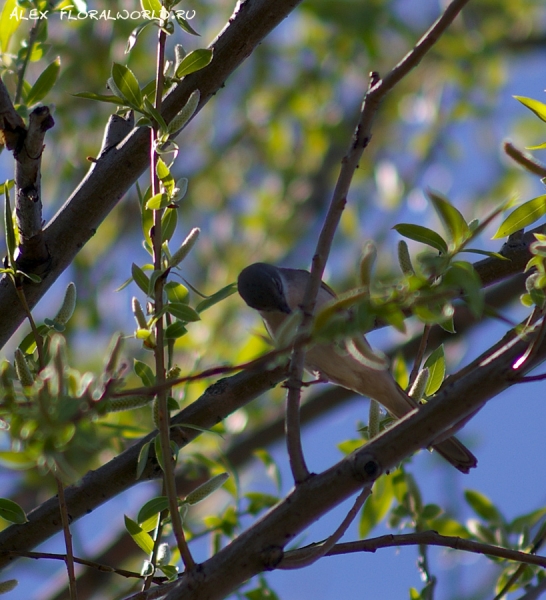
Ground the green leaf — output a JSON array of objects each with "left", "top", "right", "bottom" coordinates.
[
  {"left": 164, "top": 321, "right": 187, "bottom": 339},
  {"left": 124, "top": 515, "right": 154, "bottom": 554},
  {"left": 143, "top": 97, "right": 168, "bottom": 133},
  {"left": 393, "top": 224, "right": 448, "bottom": 254},
  {"left": 175, "top": 14, "right": 200, "bottom": 36},
  {"left": 136, "top": 441, "right": 151, "bottom": 480},
  {"left": 18, "top": 324, "right": 48, "bottom": 355},
  {"left": 26, "top": 57, "right": 61, "bottom": 106},
  {"left": 244, "top": 492, "right": 279, "bottom": 515},
  {"left": 165, "top": 281, "right": 188, "bottom": 303},
  {"left": 0, "top": 498, "right": 28, "bottom": 524},
  {"left": 110, "top": 63, "right": 143, "bottom": 109},
  {"left": 131, "top": 263, "right": 150, "bottom": 295},
  {"left": 175, "top": 48, "right": 213, "bottom": 78},
  {"left": 156, "top": 158, "right": 174, "bottom": 195},
  {"left": 3, "top": 185, "right": 16, "bottom": 268},
  {"left": 145, "top": 192, "right": 169, "bottom": 210},
  {"left": 73, "top": 91, "right": 125, "bottom": 105},
  {"left": 428, "top": 190, "right": 469, "bottom": 247},
  {"left": 445, "top": 261, "right": 484, "bottom": 317},
  {"left": 359, "top": 474, "right": 394, "bottom": 537},
  {"left": 137, "top": 496, "right": 169, "bottom": 527},
  {"left": 465, "top": 489, "right": 504, "bottom": 524},
  {"left": 166, "top": 302, "right": 200, "bottom": 322},
  {"left": 134, "top": 359, "right": 155, "bottom": 387},
  {"left": 423, "top": 345, "right": 445, "bottom": 396},
  {"left": 514, "top": 95, "right": 546, "bottom": 123},
  {"left": 140, "top": 0, "right": 163, "bottom": 15},
  {"left": 196, "top": 283, "right": 238, "bottom": 313},
  {"left": 493, "top": 195, "right": 546, "bottom": 239},
  {"left": 158, "top": 565, "right": 179, "bottom": 581},
  {"left": 0, "top": 0, "right": 21, "bottom": 53}
]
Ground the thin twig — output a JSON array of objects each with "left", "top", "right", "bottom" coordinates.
[
  {"left": 4, "top": 550, "right": 162, "bottom": 581},
  {"left": 278, "top": 484, "right": 373, "bottom": 569},
  {"left": 56, "top": 474, "right": 78, "bottom": 600},
  {"left": 288, "top": 530, "right": 546, "bottom": 569},
  {"left": 504, "top": 141, "right": 546, "bottom": 178},
  {"left": 151, "top": 26, "right": 194, "bottom": 572}
]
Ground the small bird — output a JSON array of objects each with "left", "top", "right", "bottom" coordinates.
[{"left": 237, "top": 262, "right": 477, "bottom": 473}]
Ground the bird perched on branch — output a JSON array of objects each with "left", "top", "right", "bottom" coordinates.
[{"left": 237, "top": 262, "right": 477, "bottom": 473}]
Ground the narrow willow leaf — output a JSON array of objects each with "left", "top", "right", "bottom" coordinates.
[
  {"left": 145, "top": 192, "right": 169, "bottom": 210},
  {"left": 136, "top": 441, "right": 151, "bottom": 479},
  {"left": 428, "top": 190, "right": 469, "bottom": 247},
  {"left": 124, "top": 515, "right": 154, "bottom": 554},
  {"left": 111, "top": 63, "right": 143, "bottom": 109},
  {"left": 393, "top": 223, "right": 448, "bottom": 254},
  {"left": 137, "top": 496, "right": 169, "bottom": 526},
  {"left": 143, "top": 97, "right": 168, "bottom": 133},
  {"left": 140, "top": 0, "right": 162, "bottom": 13},
  {"left": 195, "top": 283, "right": 237, "bottom": 313},
  {"left": 0, "top": 498, "right": 28, "bottom": 524},
  {"left": 73, "top": 91, "right": 125, "bottom": 105},
  {"left": 166, "top": 303, "right": 200, "bottom": 322},
  {"left": 0, "top": 0, "right": 21, "bottom": 53},
  {"left": 514, "top": 95, "right": 546, "bottom": 123},
  {"left": 175, "top": 48, "right": 213, "bottom": 78},
  {"left": 493, "top": 195, "right": 546, "bottom": 239},
  {"left": 134, "top": 359, "right": 155, "bottom": 387},
  {"left": 175, "top": 14, "right": 200, "bottom": 36},
  {"left": 3, "top": 185, "right": 16, "bottom": 267},
  {"left": 26, "top": 57, "right": 61, "bottom": 106},
  {"left": 162, "top": 208, "right": 178, "bottom": 244},
  {"left": 423, "top": 345, "right": 445, "bottom": 396},
  {"left": 165, "top": 321, "right": 187, "bottom": 339},
  {"left": 165, "top": 282, "right": 189, "bottom": 303},
  {"left": 131, "top": 263, "right": 150, "bottom": 295}
]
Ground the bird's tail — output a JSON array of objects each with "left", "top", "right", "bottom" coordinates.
[
  {"left": 369, "top": 375, "right": 478, "bottom": 473},
  {"left": 430, "top": 436, "right": 477, "bottom": 474}
]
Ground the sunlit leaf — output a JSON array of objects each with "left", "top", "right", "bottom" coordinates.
[
  {"left": 110, "top": 63, "right": 143, "bottom": 109},
  {"left": 514, "top": 95, "right": 546, "bottom": 123},
  {"left": 393, "top": 223, "right": 448, "bottom": 254},
  {"left": 131, "top": 263, "right": 150, "bottom": 295},
  {"left": 124, "top": 515, "right": 154, "bottom": 554},
  {"left": 0, "top": 0, "right": 21, "bottom": 53},
  {"left": 493, "top": 195, "right": 546, "bottom": 239},
  {"left": 26, "top": 57, "right": 61, "bottom": 106},
  {"left": 175, "top": 48, "right": 213, "bottom": 78},
  {"left": 423, "top": 345, "right": 445, "bottom": 396},
  {"left": 428, "top": 190, "right": 469, "bottom": 247}
]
